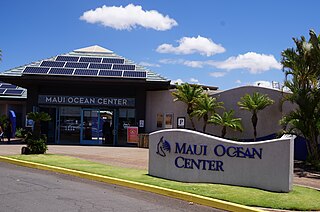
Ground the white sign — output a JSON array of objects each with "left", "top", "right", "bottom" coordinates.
[
  {"left": 149, "top": 129, "right": 294, "bottom": 192},
  {"left": 139, "top": 120, "right": 144, "bottom": 128}
]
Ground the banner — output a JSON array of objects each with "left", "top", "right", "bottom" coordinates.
[{"left": 127, "top": 127, "right": 139, "bottom": 143}]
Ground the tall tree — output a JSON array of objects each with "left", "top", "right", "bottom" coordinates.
[
  {"left": 191, "top": 94, "right": 223, "bottom": 133},
  {"left": 281, "top": 29, "right": 320, "bottom": 162},
  {"left": 172, "top": 83, "right": 203, "bottom": 130},
  {"left": 238, "top": 92, "right": 274, "bottom": 141},
  {"left": 209, "top": 110, "right": 243, "bottom": 138}
]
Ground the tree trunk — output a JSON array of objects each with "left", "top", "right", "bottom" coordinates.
[
  {"left": 187, "top": 106, "right": 196, "bottom": 131},
  {"left": 252, "top": 113, "right": 258, "bottom": 142},
  {"left": 221, "top": 126, "right": 226, "bottom": 138},
  {"left": 203, "top": 114, "right": 208, "bottom": 133}
]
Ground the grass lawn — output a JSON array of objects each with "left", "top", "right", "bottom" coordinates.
[{"left": 8, "top": 154, "right": 320, "bottom": 211}]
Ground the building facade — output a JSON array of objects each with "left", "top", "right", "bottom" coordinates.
[{"left": 0, "top": 45, "right": 170, "bottom": 145}]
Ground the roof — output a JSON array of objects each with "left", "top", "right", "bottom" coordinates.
[
  {"left": 0, "top": 81, "right": 27, "bottom": 99},
  {"left": 0, "top": 45, "right": 169, "bottom": 83}
]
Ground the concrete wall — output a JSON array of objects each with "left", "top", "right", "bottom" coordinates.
[
  {"left": 149, "top": 129, "right": 294, "bottom": 192},
  {"left": 146, "top": 86, "right": 296, "bottom": 140}
]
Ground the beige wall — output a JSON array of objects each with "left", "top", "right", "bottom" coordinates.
[{"left": 146, "top": 86, "right": 296, "bottom": 140}]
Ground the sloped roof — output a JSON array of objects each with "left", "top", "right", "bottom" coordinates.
[{"left": 0, "top": 45, "right": 169, "bottom": 82}]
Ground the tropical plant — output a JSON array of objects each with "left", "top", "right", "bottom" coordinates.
[
  {"left": 23, "top": 111, "right": 51, "bottom": 154},
  {"left": 191, "top": 94, "right": 223, "bottom": 132},
  {"left": 209, "top": 110, "right": 243, "bottom": 138},
  {"left": 281, "top": 29, "right": 320, "bottom": 162},
  {"left": 27, "top": 111, "right": 51, "bottom": 139},
  {"left": 172, "top": 83, "right": 203, "bottom": 130},
  {"left": 15, "top": 127, "right": 28, "bottom": 138},
  {"left": 238, "top": 92, "right": 274, "bottom": 141}
]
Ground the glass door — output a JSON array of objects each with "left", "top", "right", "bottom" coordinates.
[
  {"left": 81, "top": 109, "right": 102, "bottom": 145},
  {"left": 58, "top": 107, "right": 81, "bottom": 144}
]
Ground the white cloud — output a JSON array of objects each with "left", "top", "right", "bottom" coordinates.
[
  {"left": 80, "top": 4, "right": 178, "bottom": 31},
  {"left": 189, "top": 78, "right": 200, "bottom": 84},
  {"left": 156, "top": 36, "right": 226, "bottom": 56},
  {"left": 171, "top": 79, "right": 184, "bottom": 85},
  {"left": 183, "top": 60, "right": 204, "bottom": 68},
  {"left": 213, "top": 52, "right": 281, "bottom": 74},
  {"left": 159, "top": 58, "right": 185, "bottom": 65},
  {"left": 209, "top": 72, "right": 226, "bottom": 78},
  {"left": 139, "top": 62, "right": 160, "bottom": 67},
  {"left": 235, "top": 80, "right": 242, "bottom": 84}
]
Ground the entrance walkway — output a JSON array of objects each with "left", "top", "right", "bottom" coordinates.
[{"left": 0, "top": 144, "right": 319, "bottom": 190}]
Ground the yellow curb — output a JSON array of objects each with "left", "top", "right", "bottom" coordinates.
[{"left": 0, "top": 156, "right": 263, "bottom": 212}]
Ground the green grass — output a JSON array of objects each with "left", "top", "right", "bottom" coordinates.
[{"left": 8, "top": 154, "right": 320, "bottom": 211}]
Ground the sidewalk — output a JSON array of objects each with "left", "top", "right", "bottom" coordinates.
[{"left": 0, "top": 144, "right": 319, "bottom": 190}]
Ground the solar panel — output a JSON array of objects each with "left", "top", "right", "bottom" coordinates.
[
  {"left": 65, "top": 62, "right": 89, "bottom": 69},
  {"left": 79, "top": 57, "right": 102, "bottom": 63},
  {"left": 102, "top": 58, "right": 124, "bottom": 64},
  {"left": 123, "top": 71, "right": 147, "bottom": 78},
  {"left": 112, "top": 64, "right": 135, "bottom": 70},
  {"left": 4, "top": 89, "right": 24, "bottom": 95},
  {"left": 89, "top": 63, "right": 112, "bottom": 70},
  {"left": 56, "top": 56, "right": 79, "bottom": 62},
  {"left": 74, "top": 69, "right": 99, "bottom": 76},
  {"left": 48, "top": 68, "right": 74, "bottom": 75},
  {"left": 23, "top": 67, "right": 50, "bottom": 74},
  {"left": 0, "top": 84, "right": 17, "bottom": 89},
  {"left": 40, "top": 61, "right": 65, "bottom": 67},
  {"left": 0, "top": 88, "right": 6, "bottom": 94},
  {"left": 98, "top": 70, "right": 123, "bottom": 77}
]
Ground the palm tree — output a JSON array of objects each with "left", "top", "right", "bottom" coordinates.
[
  {"left": 172, "top": 83, "right": 203, "bottom": 130},
  {"left": 191, "top": 94, "right": 223, "bottom": 132},
  {"left": 238, "top": 92, "right": 274, "bottom": 141},
  {"left": 209, "top": 110, "right": 243, "bottom": 138},
  {"left": 27, "top": 112, "right": 51, "bottom": 139},
  {"left": 281, "top": 29, "right": 320, "bottom": 161}
]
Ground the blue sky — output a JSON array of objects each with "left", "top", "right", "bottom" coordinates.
[{"left": 1, "top": 0, "right": 319, "bottom": 90}]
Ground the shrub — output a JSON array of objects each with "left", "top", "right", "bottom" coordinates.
[
  {"left": 25, "top": 133, "right": 48, "bottom": 154},
  {"left": 15, "top": 128, "right": 28, "bottom": 138}
]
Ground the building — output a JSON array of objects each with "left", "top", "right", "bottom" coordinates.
[
  {"left": 1, "top": 45, "right": 306, "bottom": 160},
  {"left": 0, "top": 45, "right": 170, "bottom": 145}
]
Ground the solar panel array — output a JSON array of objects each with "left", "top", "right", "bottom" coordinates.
[
  {"left": 0, "top": 82, "right": 25, "bottom": 96},
  {"left": 22, "top": 55, "right": 146, "bottom": 79}
]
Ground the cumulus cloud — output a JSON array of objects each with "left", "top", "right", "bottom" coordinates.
[
  {"left": 80, "top": 4, "right": 178, "bottom": 31},
  {"left": 159, "top": 58, "right": 185, "bottom": 65},
  {"left": 159, "top": 59, "right": 208, "bottom": 68},
  {"left": 156, "top": 36, "right": 225, "bottom": 56},
  {"left": 213, "top": 52, "right": 281, "bottom": 74},
  {"left": 171, "top": 79, "right": 184, "bottom": 85},
  {"left": 183, "top": 60, "right": 204, "bottom": 68},
  {"left": 209, "top": 72, "right": 226, "bottom": 78},
  {"left": 139, "top": 62, "right": 160, "bottom": 67},
  {"left": 189, "top": 78, "right": 200, "bottom": 84}
]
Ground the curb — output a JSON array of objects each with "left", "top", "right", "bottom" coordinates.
[{"left": 0, "top": 156, "right": 263, "bottom": 212}]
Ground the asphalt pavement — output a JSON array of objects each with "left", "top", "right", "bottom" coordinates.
[{"left": 0, "top": 162, "right": 223, "bottom": 212}]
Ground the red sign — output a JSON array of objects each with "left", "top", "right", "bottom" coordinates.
[{"left": 127, "top": 127, "right": 139, "bottom": 143}]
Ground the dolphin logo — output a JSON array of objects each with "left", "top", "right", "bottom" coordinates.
[{"left": 156, "top": 136, "right": 171, "bottom": 157}]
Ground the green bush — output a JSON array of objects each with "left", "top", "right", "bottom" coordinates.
[
  {"left": 15, "top": 128, "right": 28, "bottom": 138},
  {"left": 25, "top": 133, "right": 48, "bottom": 154}
]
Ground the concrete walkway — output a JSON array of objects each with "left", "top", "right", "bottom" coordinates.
[{"left": 0, "top": 144, "right": 319, "bottom": 190}]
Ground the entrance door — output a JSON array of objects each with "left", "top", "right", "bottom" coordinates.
[
  {"left": 81, "top": 109, "right": 102, "bottom": 145},
  {"left": 58, "top": 107, "right": 81, "bottom": 144}
]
